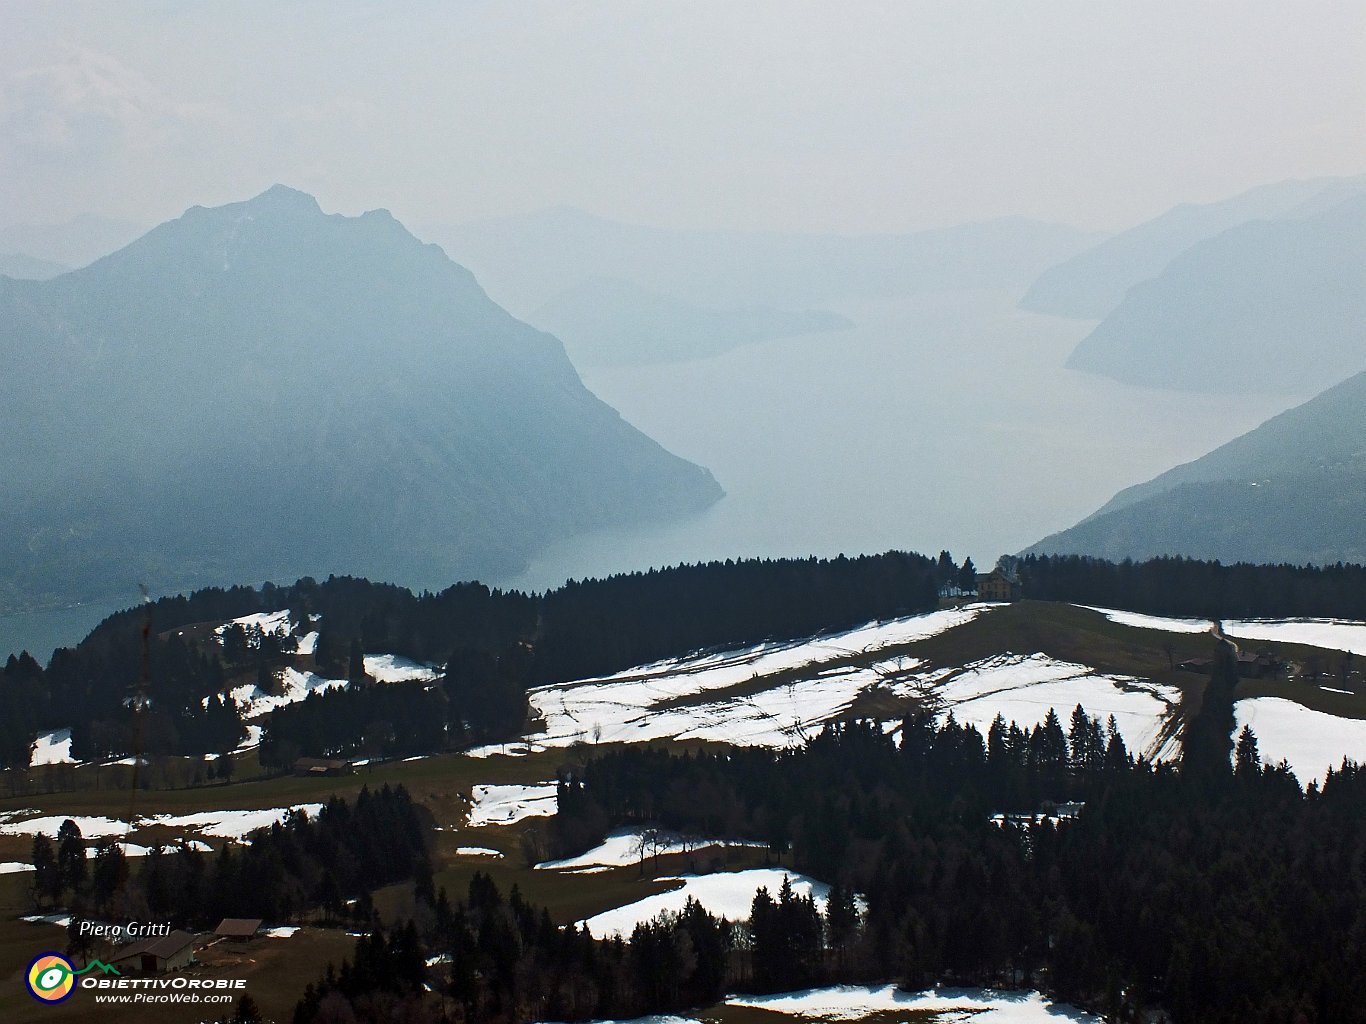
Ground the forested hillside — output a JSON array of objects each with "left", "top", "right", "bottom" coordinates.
[
  {"left": 0, "top": 552, "right": 941, "bottom": 769},
  {"left": 1026, "top": 372, "right": 1366, "bottom": 566}
]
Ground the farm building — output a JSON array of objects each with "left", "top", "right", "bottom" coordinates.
[
  {"left": 110, "top": 930, "right": 198, "bottom": 974},
  {"left": 292, "top": 757, "right": 353, "bottom": 777},
  {"left": 214, "top": 918, "right": 263, "bottom": 941}
]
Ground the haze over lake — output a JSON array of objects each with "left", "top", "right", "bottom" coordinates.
[{"left": 502, "top": 288, "right": 1294, "bottom": 592}]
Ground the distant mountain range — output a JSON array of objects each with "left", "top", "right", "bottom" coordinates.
[
  {"left": 0, "top": 185, "right": 721, "bottom": 612},
  {"left": 1020, "top": 173, "right": 1366, "bottom": 320},
  {"left": 0, "top": 212, "right": 146, "bottom": 268},
  {"left": 1025, "top": 370, "right": 1366, "bottom": 565},
  {"left": 528, "top": 275, "right": 852, "bottom": 366},
  {"left": 1064, "top": 194, "right": 1366, "bottom": 394},
  {"left": 427, "top": 206, "right": 1102, "bottom": 317},
  {"left": 0, "top": 253, "right": 68, "bottom": 280}
]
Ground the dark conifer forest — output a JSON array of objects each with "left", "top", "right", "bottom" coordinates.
[
  {"left": 1019, "top": 553, "right": 1366, "bottom": 620},
  {"left": 277, "top": 709, "right": 1366, "bottom": 1024},
  {"left": 39, "top": 785, "right": 431, "bottom": 937}
]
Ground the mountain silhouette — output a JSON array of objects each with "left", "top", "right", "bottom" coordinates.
[{"left": 0, "top": 186, "right": 721, "bottom": 611}]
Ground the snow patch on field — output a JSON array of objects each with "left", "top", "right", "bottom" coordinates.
[
  {"left": 455, "top": 846, "right": 505, "bottom": 858},
  {"left": 0, "top": 804, "right": 322, "bottom": 844},
  {"left": 578, "top": 868, "right": 833, "bottom": 939},
  {"left": 0, "top": 814, "right": 129, "bottom": 838},
  {"left": 217, "top": 609, "right": 292, "bottom": 636},
  {"left": 21, "top": 913, "right": 72, "bottom": 927},
  {"left": 30, "top": 728, "right": 74, "bottom": 767},
  {"left": 468, "top": 784, "right": 557, "bottom": 826},
  {"left": 364, "top": 653, "right": 441, "bottom": 683},
  {"left": 230, "top": 667, "right": 346, "bottom": 720},
  {"left": 212, "top": 652, "right": 433, "bottom": 723},
  {"left": 0, "top": 839, "right": 211, "bottom": 870},
  {"left": 1084, "top": 605, "right": 1366, "bottom": 657},
  {"left": 1224, "top": 619, "right": 1366, "bottom": 657},
  {"left": 495, "top": 607, "right": 987, "bottom": 754},
  {"left": 537, "top": 828, "right": 765, "bottom": 871},
  {"left": 263, "top": 926, "right": 299, "bottom": 938},
  {"left": 142, "top": 804, "right": 325, "bottom": 839},
  {"left": 922, "top": 653, "right": 1182, "bottom": 758},
  {"left": 728, "top": 984, "right": 1100, "bottom": 1022},
  {"left": 1236, "top": 697, "right": 1366, "bottom": 785}
]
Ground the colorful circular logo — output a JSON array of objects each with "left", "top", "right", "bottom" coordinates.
[{"left": 26, "top": 952, "right": 76, "bottom": 1003}]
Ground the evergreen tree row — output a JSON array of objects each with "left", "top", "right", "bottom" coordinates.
[
  {"left": 1020, "top": 553, "right": 1366, "bottom": 620},
  {"left": 294, "top": 873, "right": 737, "bottom": 1024},
  {"left": 33, "top": 784, "right": 430, "bottom": 935}
]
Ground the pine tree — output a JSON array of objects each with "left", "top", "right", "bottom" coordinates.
[
  {"left": 56, "top": 819, "right": 86, "bottom": 894},
  {"left": 32, "top": 835, "right": 59, "bottom": 905},
  {"left": 1235, "top": 725, "right": 1262, "bottom": 779},
  {"left": 958, "top": 557, "right": 978, "bottom": 595},
  {"left": 348, "top": 639, "right": 367, "bottom": 684},
  {"left": 231, "top": 994, "right": 264, "bottom": 1024}
]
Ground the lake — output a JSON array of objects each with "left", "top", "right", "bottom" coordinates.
[
  {"left": 3, "top": 288, "right": 1296, "bottom": 657},
  {"left": 502, "top": 288, "right": 1295, "bottom": 591}
]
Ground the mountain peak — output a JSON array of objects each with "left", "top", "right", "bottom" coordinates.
[{"left": 249, "top": 184, "right": 322, "bottom": 212}]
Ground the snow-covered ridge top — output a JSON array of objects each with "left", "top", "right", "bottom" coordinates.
[
  {"left": 478, "top": 607, "right": 989, "bottom": 755},
  {"left": 479, "top": 604, "right": 1187, "bottom": 762},
  {"left": 537, "top": 605, "right": 988, "bottom": 695}
]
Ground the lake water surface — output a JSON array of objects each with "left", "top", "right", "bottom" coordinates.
[{"left": 503, "top": 288, "right": 1296, "bottom": 591}]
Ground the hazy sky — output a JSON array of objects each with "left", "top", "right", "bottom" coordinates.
[{"left": 2, "top": 1, "right": 1364, "bottom": 235}]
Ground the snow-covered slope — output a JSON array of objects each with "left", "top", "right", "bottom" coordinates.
[
  {"left": 913, "top": 653, "right": 1180, "bottom": 758},
  {"left": 1235, "top": 698, "right": 1366, "bottom": 784},
  {"left": 475, "top": 605, "right": 1182, "bottom": 761},
  {"left": 486, "top": 607, "right": 984, "bottom": 753},
  {"left": 578, "top": 868, "right": 834, "bottom": 939},
  {"left": 467, "top": 783, "right": 558, "bottom": 826}
]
